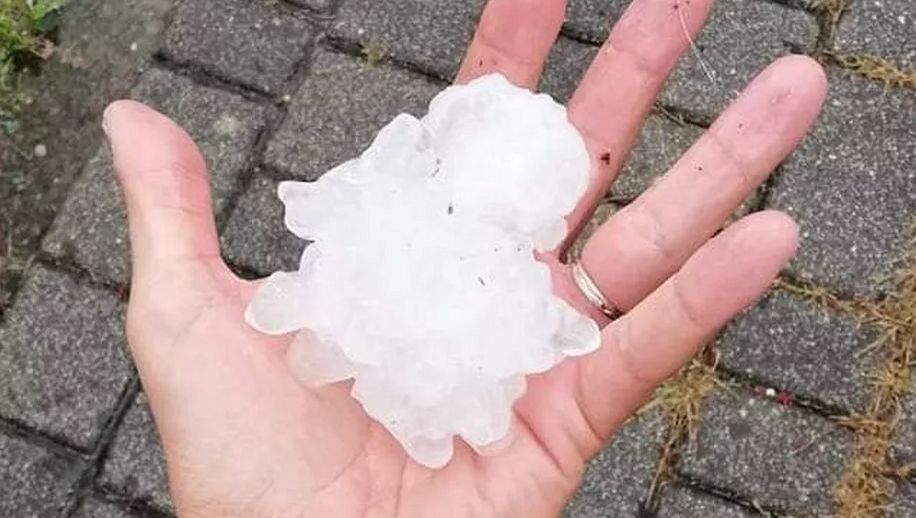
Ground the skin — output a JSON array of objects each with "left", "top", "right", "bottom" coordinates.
[{"left": 105, "top": 0, "right": 827, "bottom": 516}]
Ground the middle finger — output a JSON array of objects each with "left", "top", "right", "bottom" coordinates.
[{"left": 581, "top": 55, "right": 827, "bottom": 312}]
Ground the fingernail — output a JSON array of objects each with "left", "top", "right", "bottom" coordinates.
[{"left": 102, "top": 103, "right": 116, "bottom": 137}]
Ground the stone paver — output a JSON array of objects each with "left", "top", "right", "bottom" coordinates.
[
  {"left": 566, "top": 0, "right": 816, "bottom": 117},
  {"left": 221, "top": 176, "right": 306, "bottom": 275},
  {"left": 836, "top": 0, "right": 916, "bottom": 64},
  {"left": 769, "top": 72, "right": 916, "bottom": 298},
  {"left": 5, "top": 0, "right": 916, "bottom": 514},
  {"left": 891, "top": 381, "right": 916, "bottom": 468},
  {"left": 44, "top": 68, "right": 269, "bottom": 284},
  {"left": 73, "top": 497, "right": 137, "bottom": 518},
  {"left": 612, "top": 114, "right": 703, "bottom": 201},
  {"left": 0, "top": 0, "right": 174, "bottom": 309},
  {"left": 41, "top": 148, "right": 125, "bottom": 285},
  {"left": 331, "top": 0, "right": 484, "bottom": 80},
  {"left": 286, "top": 0, "right": 335, "bottom": 13},
  {"left": 661, "top": 0, "right": 817, "bottom": 117},
  {"left": 718, "top": 290, "right": 879, "bottom": 412},
  {"left": 265, "top": 48, "right": 440, "bottom": 180},
  {"left": 0, "top": 433, "right": 85, "bottom": 516},
  {"left": 892, "top": 480, "right": 916, "bottom": 518},
  {"left": 539, "top": 36, "right": 596, "bottom": 103},
  {"left": 564, "top": 411, "right": 665, "bottom": 517},
  {"left": 680, "top": 388, "right": 854, "bottom": 515},
  {"left": 0, "top": 266, "right": 131, "bottom": 449},
  {"left": 565, "top": 0, "right": 624, "bottom": 41},
  {"left": 656, "top": 484, "right": 753, "bottom": 517},
  {"left": 100, "top": 393, "right": 172, "bottom": 513},
  {"left": 163, "top": 0, "right": 315, "bottom": 93}
]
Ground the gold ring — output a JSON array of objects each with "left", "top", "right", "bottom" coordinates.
[{"left": 571, "top": 261, "right": 623, "bottom": 321}]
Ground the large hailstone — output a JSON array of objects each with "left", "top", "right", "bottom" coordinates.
[{"left": 246, "top": 74, "right": 601, "bottom": 468}]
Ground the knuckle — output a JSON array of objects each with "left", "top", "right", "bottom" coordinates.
[
  {"left": 617, "top": 205, "right": 678, "bottom": 264},
  {"left": 671, "top": 276, "right": 711, "bottom": 332}
]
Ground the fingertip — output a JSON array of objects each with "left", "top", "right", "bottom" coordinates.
[
  {"left": 743, "top": 209, "right": 798, "bottom": 238},
  {"left": 707, "top": 55, "right": 827, "bottom": 168},
  {"left": 103, "top": 99, "right": 218, "bottom": 277},
  {"left": 728, "top": 209, "right": 798, "bottom": 251},
  {"left": 103, "top": 100, "right": 159, "bottom": 134},
  {"left": 104, "top": 99, "right": 204, "bottom": 181},
  {"left": 673, "top": 211, "right": 799, "bottom": 327},
  {"left": 103, "top": 101, "right": 196, "bottom": 170},
  {"left": 456, "top": 0, "right": 568, "bottom": 87},
  {"left": 713, "top": 212, "right": 799, "bottom": 290},
  {"left": 772, "top": 54, "right": 828, "bottom": 86},
  {"left": 758, "top": 55, "right": 829, "bottom": 117},
  {"left": 776, "top": 54, "right": 828, "bottom": 97},
  {"left": 749, "top": 209, "right": 800, "bottom": 259},
  {"left": 104, "top": 99, "right": 142, "bottom": 118},
  {"left": 761, "top": 209, "right": 799, "bottom": 240}
]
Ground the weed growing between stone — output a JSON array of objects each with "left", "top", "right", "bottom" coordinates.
[
  {"left": 0, "top": 0, "right": 67, "bottom": 310},
  {"left": 811, "top": 0, "right": 849, "bottom": 27},
  {"left": 792, "top": 18, "right": 916, "bottom": 507},
  {"left": 638, "top": 261, "right": 916, "bottom": 516},
  {"left": 774, "top": 277, "right": 899, "bottom": 327},
  {"left": 829, "top": 53, "right": 916, "bottom": 91},
  {"left": 640, "top": 352, "right": 724, "bottom": 507},
  {"left": 833, "top": 231, "right": 916, "bottom": 518},
  {"left": 774, "top": 262, "right": 916, "bottom": 517},
  {"left": 360, "top": 40, "right": 388, "bottom": 66},
  {"left": 0, "top": 0, "right": 66, "bottom": 116}
]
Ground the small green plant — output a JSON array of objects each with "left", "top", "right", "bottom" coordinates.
[
  {"left": 0, "top": 0, "right": 64, "bottom": 52},
  {"left": 360, "top": 40, "right": 388, "bottom": 66},
  {"left": 0, "top": 0, "right": 66, "bottom": 116}
]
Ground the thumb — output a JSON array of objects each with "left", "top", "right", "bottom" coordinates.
[{"left": 104, "top": 100, "right": 221, "bottom": 285}]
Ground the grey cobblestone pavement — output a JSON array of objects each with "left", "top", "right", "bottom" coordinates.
[
  {"left": 892, "top": 380, "right": 916, "bottom": 469},
  {"left": 564, "top": 410, "right": 665, "bottom": 517},
  {"left": 679, "top": 388, "right": 854, "bottom": 515},
  {"left": 656, "top": 483, "right": 754, "bottom": 517},
  {"left": 1, "top": 0, "right": 915, "bottom": 516},
  {"left": 717, "top": 290, "right": 879, "bottom": 413},
  {"left": 98, "top": 394, "right": 170, "bottom": 513}
]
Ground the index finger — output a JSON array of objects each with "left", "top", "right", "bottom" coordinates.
[{"left": 455, "top": 0, "right": 567, "bottom": 89}]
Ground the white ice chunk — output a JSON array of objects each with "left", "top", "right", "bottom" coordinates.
[
  {"left": 245, "top": 271, "right": 312, "bottom": 335},
  {"left": 286, "top": 329, "right": 355, "bottom": 388},
  {"left": 246, "top": 74, "right": 601, "bottom": 468}
]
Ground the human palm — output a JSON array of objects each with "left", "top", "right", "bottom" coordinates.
[{"left": 107, "top": 0, "right": 827, "bottom": 516}]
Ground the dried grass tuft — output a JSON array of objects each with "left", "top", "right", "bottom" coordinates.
[
  {"left": 834, "top": 228, "right": 916, "bottom": 517},
  {"left": 811, "top": 0, "right": 849, "bottom": 25},
  {"left": 830, "top": 54, "right": 916, "bottom": 90},
  {"left": 641, "top": 355, "right": 725, "bottom": 503}
]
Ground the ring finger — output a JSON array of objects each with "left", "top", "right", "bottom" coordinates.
[{"left": 572, "top": 55, "right": 827, "bottom": 318}]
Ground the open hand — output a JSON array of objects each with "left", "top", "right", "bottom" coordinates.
[{"left": 107, "top": 0, "right": 826, "bottom": 516}]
